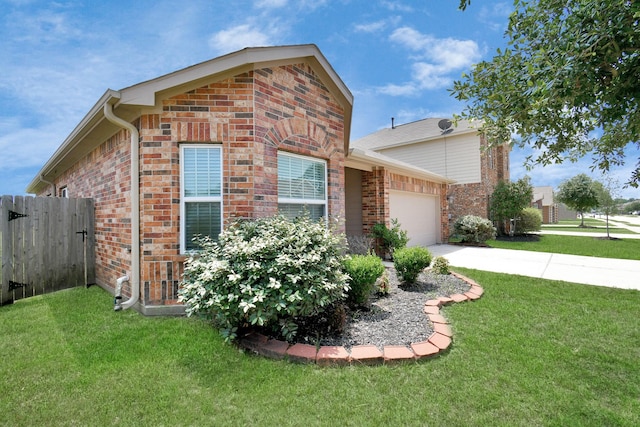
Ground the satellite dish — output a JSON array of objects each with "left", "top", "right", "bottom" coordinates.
[{"left": 438, "top": 119, "right": 453, "bottom": 134}]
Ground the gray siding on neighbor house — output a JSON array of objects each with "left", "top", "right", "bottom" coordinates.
[{"left": 378, "top": 133, "right": 481, "bottom": 184}]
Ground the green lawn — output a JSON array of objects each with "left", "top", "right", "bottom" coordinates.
[
  {"left": 1, "top": 276, "right": 639, "bottom": 426},
  {"left": 551, "top": 218, "right": 609, "bottom": 227},
  {"left": 541, "top": 225, "right": 635, "bottom": 234},
  {"left": 488, "top": 234, "right": 640, "bottom": 260}
]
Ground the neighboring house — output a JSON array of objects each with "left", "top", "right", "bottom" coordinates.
[
  {"left": 351, "top": 118, "right": 510, "bottom": 233},
  {"left": 532, "top": 186, "right": 558, "bottom": 223},
  {"left": 26, "top": 44, "right": 452, "bottom": 315},
  {"left": 557, "top": 202, "right": 578, "bottom": 221}
]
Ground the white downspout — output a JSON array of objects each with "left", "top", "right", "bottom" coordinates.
[
  {"left": 39, "top": 175, "right": 56, "bottom": 196},
  {"left": 104, "top": 103, "right": 140, "bottom": 311}
]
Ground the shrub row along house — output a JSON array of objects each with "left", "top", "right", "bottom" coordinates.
[{"left": 27, "top": 44, "right": 508, "bottom": 315}]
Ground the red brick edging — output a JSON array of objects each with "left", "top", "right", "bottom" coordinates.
[{"left": 237, "top": 272, "right": 484, "bottom": 366}]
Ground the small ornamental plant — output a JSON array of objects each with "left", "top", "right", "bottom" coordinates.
[
  {"left": 178, "top": 214, "right": 350, "bottom": 342},
  {"left": 375, "top": 270, "right": 391, "bottom": 296},
  {"left": 393, "top": 246, "right": 432, "bottom": 283},
  {"left": 431, "top": 256, "right": 450, "bottom": 275},
  {"left": 453, "top": 215, "right": 497, "bottom": 244},
  {"left": 342, "top": 254, "right": 385, "bottom": 307}
]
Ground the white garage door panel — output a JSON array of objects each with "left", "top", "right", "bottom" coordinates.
[{"left": 389, "top": 191, "right": 439, "bottom": 246}]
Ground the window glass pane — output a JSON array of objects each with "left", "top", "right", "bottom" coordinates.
[
  {"left": 278, "top": 203, "right": 324, "bottom": 221},
  {"left": 183, "top": 147, "right": 221, "bottom": 197},
  {"left": 278, "top": 154, "right": 325, "bottom": 200},
  {"left": 185, "top": 202, "right": 221, "bottom": 251}
]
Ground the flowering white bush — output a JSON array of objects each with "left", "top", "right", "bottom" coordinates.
[
  {"left": 178, "top": 215, "right": 350, "bottom": 342},
  {"left": 453, "top": 215, "right": 497, "bottom": 244}
]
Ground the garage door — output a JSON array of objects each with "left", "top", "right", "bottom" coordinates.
[{"left": 389, "top": 190, "right": 439, "bottom": 247}]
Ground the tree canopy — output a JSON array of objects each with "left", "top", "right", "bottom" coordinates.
[
  {"left": 453, "top": 0, "right": 640, "bottom": 186},
  {"left": 556, "top": 173, "right": 600, "bottom": 226},
  {"left": 490, "top": 176, "right": 533, "bottom": 235}
]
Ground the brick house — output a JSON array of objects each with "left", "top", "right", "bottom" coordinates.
[
  {"left": 351, "top": 118, "right": 510, "bottom": 234},
  {"left": 27, "top": 45, "right": 452, "bottom": 315}
]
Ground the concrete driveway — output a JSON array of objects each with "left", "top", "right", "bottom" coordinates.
[{"left": 427, "top": 244, "right": 640, "bottom": 291}]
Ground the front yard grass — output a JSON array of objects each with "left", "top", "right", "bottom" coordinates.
[
  {"left": 488, "top": 234, "right": 640, "bottom": 260},
  {"left": 551, "top": 218, "right": 609, "bottom": 227},
  {"left": 1, "top": 275, "right": 639, "bottom": 426},
  {"left": 540, "top": 225, "right": 636, "bottom": 234}
]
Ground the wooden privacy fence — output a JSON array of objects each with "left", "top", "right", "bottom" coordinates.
[{"left": 1, "top": 195, "right": 95, "bottom": 305}]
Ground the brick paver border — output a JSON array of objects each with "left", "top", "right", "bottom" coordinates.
[{"left": 237, "top": 271, "right": 483, "bottom": 365}]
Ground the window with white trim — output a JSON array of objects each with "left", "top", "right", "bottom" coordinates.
[
  {"left": 278, "top": 152, "right": 327, "bottom": 221},
  {"left": 180, "top": 145, "right": 222, "bottom": 252}
]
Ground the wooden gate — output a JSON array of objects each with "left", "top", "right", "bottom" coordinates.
[{"left": 0, "top": 195, "right": 95, "bottom": 305}]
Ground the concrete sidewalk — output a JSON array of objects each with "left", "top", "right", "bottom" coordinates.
[{"left": 427, "top": 244, "right": 640, "bottom": 291}]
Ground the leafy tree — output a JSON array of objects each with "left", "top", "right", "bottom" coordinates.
[
  {"left": 593, "top": 175, "right": 620, "bottom": 238},
  {"left": 453, "top": 0, "right": 640, "bottom": 187},
  {"left": 490, "top": 177, "right": 533, "bottom": 235},
  {"left": 555, "top": 174, "right": 599, "bottom": 226},
  {"left": 626, "top": 200, "right": 640, "bottom": 213}
]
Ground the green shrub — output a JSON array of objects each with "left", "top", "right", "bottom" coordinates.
[
  {"left": 343, "top": 254, "right": 385, "bottom": 306},
  {"left": 515, "top": 208, "right": 542, "bottom": 235},
  {"left": 431, "top": 256, "right": 450, "bottom": 275},
  {"left": 177, "top": 215, "right": 350, "bottom": 342},
  {"left": 393, "top": 246, "right": 432, "bottom": 283},
  {"left": 370, "top": 218, "right": 409, "bottom": 259},
  {"left": 453, "top": 215, "right": 497, "bottom": 244}
]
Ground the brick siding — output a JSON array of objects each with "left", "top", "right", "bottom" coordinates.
[{"left": 42, "top": 62, "right": 346, "bottom": 309}]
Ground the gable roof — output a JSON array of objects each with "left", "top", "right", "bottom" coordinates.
[
  {"left": 27, "top": 44, "right": 353, "bottom": 194},
  {"left": 351, "top": 117, "right": 480, "bottom": 151}
]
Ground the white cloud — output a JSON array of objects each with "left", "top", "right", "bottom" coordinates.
[
  {"left": 354, "top": 20, "right": 387, "bottom": 33},
  {"left": 478, "top": 2, "right": 512, "bottom": 32},
  {"left": 254, "top": 0, "right": 288, "bottom": 8},
  {"left": 377, "top": 83, "right": 418, "bottom": 97},
  {"left": 390, "top": 27, "right": 481, "bottom": 68},
  {"left": 354, "top": 15, "right": 402, "bottom": 34},
  {"left": 6, "top": 9, "right": 81, "bottom": 43},
  {"left": 381, "top": 1, "right": 414, "bottom": 12},
  {"left": 411, "top": 63, "right": 451, "bottom": 90},
  {"left": 0, "top": 124, "right": 64, "bottom": 171},
  {"left": 381, "top": 26, "right": 481, "bottom": 94},
  {"left": 208, "top": 24, "right": 274, "bottom": 53}
]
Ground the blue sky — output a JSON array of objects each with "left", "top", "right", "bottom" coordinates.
[{"left": 1, "top": 0, "right": 638, "bottom": 198}]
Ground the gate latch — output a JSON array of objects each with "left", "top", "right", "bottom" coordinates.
[{"left": 76, "top": 229, "right": 87, "bottom": 242}]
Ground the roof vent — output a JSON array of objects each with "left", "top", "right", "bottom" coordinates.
[{"left": 438, "top": 119, "right": 453, "bottom": 135}]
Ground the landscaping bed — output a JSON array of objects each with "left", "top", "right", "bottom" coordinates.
[{"left": 271, "top": 267, "right": 471, "bottom": 350}]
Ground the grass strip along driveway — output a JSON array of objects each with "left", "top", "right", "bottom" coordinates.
[
  {"left": 1, "top": 270, "right": 639, "bottom": 426},
  {"left": 488, "top": 234, "right": 640, "bottom": 260}
]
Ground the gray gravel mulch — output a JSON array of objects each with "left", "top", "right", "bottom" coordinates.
[{"left": 296, "top": 268, "right": 471, "bottom": 350}]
